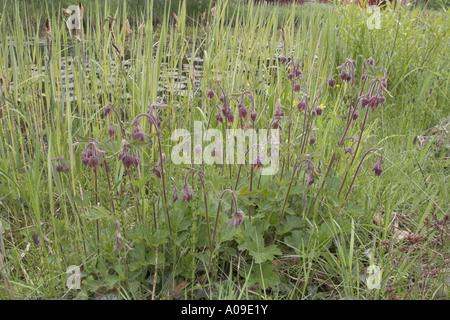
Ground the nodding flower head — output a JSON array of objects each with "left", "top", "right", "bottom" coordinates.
[
  {"left": 182, "top": 183, "right": 194, "bottom": 202},
  {"left": 53, "top": 156, "right": 70, "bottom": 173},
  {"left": 271, "top": 120, "right": 280, "bottom": 129},
  {"left": 294, "top": 83, "right": 301, "bottom": 92},
  {"left": 131, "top": 122, "right": 145, "bottom": 142},
  {"left": 369, "top": 96, "right": 379, "bottom": 110},
  {"left": 309, "top": 136, "right": 316, "bottom": 145},
  {"left": 297, "top": 100, "right": 307, "bottom": 112},
  {"left": 88, "top": 155, "right": 99, "bottom": 168},
  {"left": 315, "top": 106, "right": 323, "bottom": 116},
  {"left": 215, "top": 112, "right": 223, "bottom": 123},
  {"left": 306, "top": 173, "right": 315, "bottom": 187},
  {"left": 328, "top": 78, "right": 336, "bottom": 88},
  {"left": 367, "top": 57, "right": 375, "bottom": 66},
  {"left": 371, "top": 158, "right": 384, "bottom": 177},
  {"left": 361, "top": 95, "right": 370, "bottom": 109},
  {"left": 250, "top": 111, "right": 257, "bottom": 122},
  {"left": 252, "top": 154, "right": 264, "bottom": 169},
  {"left": 105, "top": 105, "right": 113, "bottom": 116},
  {"left": 279, "top": 56, "right": 287, "bottom": 64},
  {"left": 122, "top": 155, "right": 134, "bottom": 169},
  {"left": 226, "top": 110, "right": 235, "bottom": 123},
  {"left": 108, "top": 124, "right": 115, "bottom": 137},
  {"left": 274, "top": 100, "right": 284, "bottom": 118},
  {"left": 352, "top": 111, "right": 359, "bottom": 121},
  {"left": 238, "top": 103, "right": 248, "bottom": 119},
  {"left": 219, "top": 95, "right": 226, "bottom": 103},
  {"left": 227, "top": 209, "right": 244, "bottom": 229},
  {"left": 152, "top": 167, "right": 161, "bottom": 179},
  {"left": 172, "top": 187, "right": 179, "bottom": 203},
  {"left": 207, "top": 89, "right": 215, "bottom": 99}
]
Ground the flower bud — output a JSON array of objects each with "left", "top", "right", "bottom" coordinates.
[
  {"left": 279, "top": 56, "right": 287, "bottom": 64},
  {"left": 309, "top": 137, "right": 316, "bottom": 145},
  {"left": 315, "top": 107, "right": 323, "bottom": 116},
  {"left": 297, "top": 100, "right": 307, "bottom": 111},
  {"left": 207, "top": 89, "right": 215, "bottom": 99},
  {"left": 250, "top": 111, "right": 257, "bottom": 122},
  {"left": 238, "top": 105, "right": 248, "bottom": 119},
  {"left": 215, "top": 112, "right": 223, "bottom": 123},
  {"left": 306, "top": 173, "right": 315, "bottom": 186},
  {"left": 122, "top": 155, "right": 134, "bottom": 168},
  {"left": 108, "top": 125, "right": 115, "bottom": 137},
  {"left": 371, "top": 160, "right": 383, "bottom": 176},
  {"left": 328, "top": 78, "right": 336, "bottom": 88},
  {"left": 367, "top": 57, "right": 375, "bottom": 66},
  {"left": 56, "top": 164, "right": 64, "bottom": 173},
  {"left": 88, "top": 155, "right": 99, "bottom": 168},
  {"left": 294, "top": 83, "right": 301, "bottom": 92}
]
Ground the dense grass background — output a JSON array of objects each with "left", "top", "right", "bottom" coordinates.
[{"left": 0, "top": 0, "right": 448, "bottom": 300}]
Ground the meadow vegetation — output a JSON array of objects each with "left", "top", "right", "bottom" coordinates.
[{"left": 0, "top": 0, "right": 448, "bottom": 300}]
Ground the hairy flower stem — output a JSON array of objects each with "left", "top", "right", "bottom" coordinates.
[
  {"left": 338, "top": 106, "right": 370, "bottom": 197},
  {"left": 210, "top": 189, "right": 238, "bottom": 262},
  {"left": 134, "top": 113, "right": 172, "bottom": 234},
  {"left": 126, "top": 167, "right": 141, "bottom": 221},
  {"left": 344, "top": 148, "right": 383, "bottom": 200},
  {"left": 94, "top": 167, "right": 100, "bottom": 255},
  {"left": 274, "top": 159, "right": 315, "bottom": 243}
]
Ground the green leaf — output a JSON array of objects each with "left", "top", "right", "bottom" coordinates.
[
  {"left": 247, "top": 262, "right": 280, "bottom": 289},
  {"left": 279, "top": 215, "right": 304, "bottom": 235},
  {"left": 240, "top": 232, "right": 281, "bottom": 264},
  {"left": 88, "top": 206, "right": 111, "bottom": 220},
  {"left": 345, "top": 201, "right": 365, "bottom": 215},
  {"left": 325, "top": 176, "right": 342, "bottom": 193},
  {"left": 289, "top": 184, "right": 306, "bottom": 195}
]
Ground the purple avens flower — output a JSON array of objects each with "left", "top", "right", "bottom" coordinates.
[
  {"left": 371, "top": 158, "right": 384, "bottom": 176},
  {"left": 297, "top": 100, "right": 307, "bottom": 111},
  {"left": 367, "top": 57, "right": 375, "bottom": 66},
  {"left": 108, "top": 124, "right": 115, "bottom": 137},
  {"left": 238, "top": 103, "right": 248, "bottom": 119},
  {"left": 182, "top": 183, "right": 194, "bottom": 202},
  {"left": 328, "top": 78, "right": 336, "bottom": 88},
  {"left": 294, "top": 83, "right": 301, "bottom": 92},
  {"left": 88, "top": 155, "right": 99, "bottom": 168},
  {"left": 172, "top": 187, "right": 178, "bottom": 203},
  {"left": 315, "top": 106, "right": 323, "bottom": 116},
  {"left": 215, "top": 112, "right": 223, "bottom": 123},
  {"left": 279, "top": 56, "right": 287, "bottom": 64},
  {"left": 352, "top": 111, "right": 359, "bottom": 121},
  {"left": 227, "top": 209, "right": 244, "bottom": 229},
  {"left": 250, "top": 111, "right": 257, "bottom": 122},
  {"left": 207, "top": 89, "right": 215, "bottom": 99},
  {"left": 122, "top": 155, "right": 134, "bottom": 169},
  {"left": 56, "top": 164, "right": 64, "bottom": 173},
  {"left": 274, "top": 99, "right": 284, "bottom": 118},
  {"left": 226, "top": 110, "right": 235, "bottom": 123},
  {"left": 252, "top": 154, "right": 264, "bottom": 169},
  {"left": 105, "top": 104, "right": 112, "bottom": 116},
  {"left": 305, "top": 173, "right": 315, "bottom": 187},
  {"left": 131, "top": 123, "right": 145, "bottom": 142},
  {"left": 361, "top": 96, "right": 370, "bottom": 109},
  {"left": 152, "top": 167, "right": 161, "bottom": 179}
]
